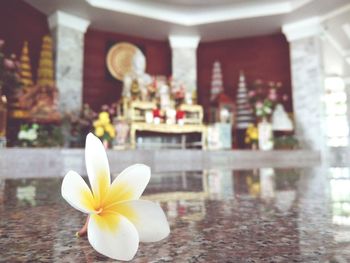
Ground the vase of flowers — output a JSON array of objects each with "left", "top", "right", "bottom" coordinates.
[
  {"left": 248, "top": 81, "right": 288, "bottom": 150},
  {"left": 245, "top": 124, "right": 258, "bottom": 149},
  {"left": 147, "top": 78, "right": 158, "bottom": 102},
  {"left": 17, "top": 123, "right": 39, "bottom": 147},
  {"left": 171, "top": 84, "right": 185, "bottom": 107},
  {"left": 273, "top": 135, "right": 299, "bottom": 150},
  {"left": 63, "top": 103, "right": 97, "bottom": 147},
  {"left": 93, "top": 111, "right": 116, "bottom": 148},
  {"left": 258, "top": 117, "right": 273, "bottom": 150}
]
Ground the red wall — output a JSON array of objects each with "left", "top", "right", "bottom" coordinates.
[
  {"left": 197, "top": 34, "right": 292, "bottom": 114},
  {"left": 0, "top": 0, "right": 49, "bottom": 82},
  {"left": 83, "top": 29, "right": 171, "bottom": 110}
]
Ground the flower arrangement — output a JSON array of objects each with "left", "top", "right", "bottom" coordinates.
[
  {"left": 245, "top": 124, "right": 259, "bottom": 148},
  {"left": 273, "top": 135, "right": 299, "bottom": 150},
  {"left": 101, "top": 103, "right": 117, "bottom": 117},
  {"left": 17, "top": 123, "right": 64, "bottom": 147},
  {"left": 248, "top": 81, "right": 288, "bottom": 119},
  {"left": 147, "top": 77, "right": 158, "bottom": 101},
  {"left": 93, "top": 111, "right": 116, "bottom": 145},
  {"left": 36, "top": 124, "right": 64, "bottom": 147},
  {"left": 0, "top": 39, "right": 21, "bottom": 95},
  {"left": 63, "top": 104, "right": 97, "bottom": 147},
  {"left": 64, "top": 103, "right": 118, "bottom": 148},
  {"left": 246, "top": 173, "right": 260, "bottom": 197},
  {"left": 171, "top": 83, "right": 185, "bottom": 107},
  {"left": 61, "top": 133, "right": 170, "bottom": 260},
  {"left": 18, "top": 123, "right": 39, "bottom": 146}
]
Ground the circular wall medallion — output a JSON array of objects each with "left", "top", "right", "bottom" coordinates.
[{"left": 106, "top": 42, "right": 146, "bottom": 81}]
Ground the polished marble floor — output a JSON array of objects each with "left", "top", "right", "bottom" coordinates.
[{"left": 0, "top": 166, "right": 349, "bottom": 262}]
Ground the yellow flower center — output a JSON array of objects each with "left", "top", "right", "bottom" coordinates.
[{"left": 95, "top": 207, "right": 103, "bottom": 214}]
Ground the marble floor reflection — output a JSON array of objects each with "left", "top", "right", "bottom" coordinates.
[{"left": 0, "top": 166, "right": 350, "bottom": 262}]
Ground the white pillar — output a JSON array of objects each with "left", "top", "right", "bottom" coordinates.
[
  {"left": 283, "top": 18, "right": 326, "bottom": 153},
  {"left": 169, "top": 35, "right": 200, "bottom": 96},
  {"left": 48, "top": 11, "right": 90, "bottom": 112}
]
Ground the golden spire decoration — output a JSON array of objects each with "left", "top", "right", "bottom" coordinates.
[
  {"left": 37, "top": 35, "right": 55, "bottom": 86},
  {"left": 19, "top": 41, "right": 34, "bottom": 87}
]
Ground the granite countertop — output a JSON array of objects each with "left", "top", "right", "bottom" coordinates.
[{"left": 0, "top": 166, "right": 349, "bottom": 262}]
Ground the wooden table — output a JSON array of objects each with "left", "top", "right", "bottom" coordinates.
[{"left": 130, "top": 122, "right": 207, "bottom": 149}]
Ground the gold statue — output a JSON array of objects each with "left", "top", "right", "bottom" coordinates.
[{"left": 131, "top": 78, "right": 140, "bottom": 99}]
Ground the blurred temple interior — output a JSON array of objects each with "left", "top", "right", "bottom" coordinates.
[{"left": 1, "top": 0, "right": 350, "bottom": 261}]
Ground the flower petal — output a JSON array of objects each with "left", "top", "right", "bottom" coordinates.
[
  {"left": 88, "top": 213, "right": 139, "bottom": 261},
  {"left": 114, "top": 200, "right": 170, "bottom": 242},
  {"left": 61, "top": 170, "right": 96, "bottom": 213},
  {"left": 102, "top": 164, "right": 151, "bottom": 207},
  {"left": 85, "top": 133, "right": 110, "bottom": 205}
]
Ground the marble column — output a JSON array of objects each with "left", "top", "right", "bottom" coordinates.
[
  {"left": 169, "top": 35, "right": 200, "bottom": 97},
  {"left": 283, "top": 18, "right": 326, "bottom": 153},
  {"left": 48, "top": 11, "right": 90, "bottom": 112}
]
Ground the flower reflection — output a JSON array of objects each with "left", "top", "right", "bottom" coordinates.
[
  {"left": 246, "top": 169, "right": 260, "bottom": 197},
  {"left": 16, "top": 185, "right": 36, "bottom": 206}
]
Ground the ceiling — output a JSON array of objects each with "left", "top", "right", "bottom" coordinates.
[
  {"left": 321, "top": 7, "right": 350, "bottom": 75},
  {"left": 24, "top": 0, "right": 350, "bottom": 42},
  {"left": 144, "top": 0, "right": 255, "bottom": 7}
]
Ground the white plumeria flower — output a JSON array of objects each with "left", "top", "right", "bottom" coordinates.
[{"left": 61, "top": 133, "right": 170, "bottom": 261}]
